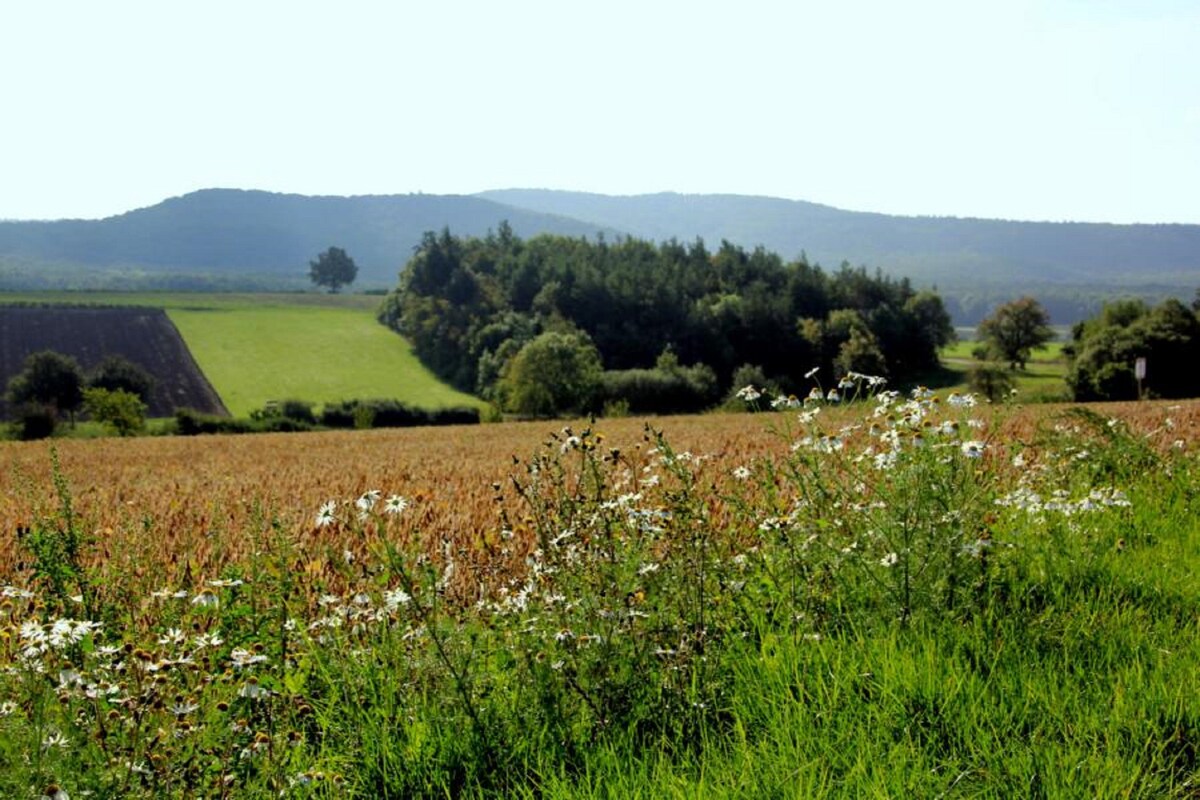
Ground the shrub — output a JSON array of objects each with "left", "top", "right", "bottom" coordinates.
[
  {"left": 353, "top": 404, "right": 377, "bottom": 430},
  {"left": 601, "top": 398, "right": 631, "bottom": 418},
  {"left": 251, "top": 398, "right": 317, "bottom": 425},
  {"left": 319, "top": 399, "right": 480, "bottom": 429},
  {"left": 177, "top": 407, "right": 320, "bottom": 435},
  {"left": 10, "top": 404, "right": 57, "bottom": 440},
  {"left": 174, "top": 408, "right": 254, "bottom": 436},
  {"left": 259, "top": 416, "right": 316, "bottom": 432},
  {"left": 835, "top": 327, "right": 889, "bottom": 378},
  {"left": 599, "top": 362, "right": 719, "bottom": 415},
  {"left": 968, "top": 362, "right": 1016, "bottom": 402},
  {"left": 82, "top": 387, "right": 146, "bottom": 436}
]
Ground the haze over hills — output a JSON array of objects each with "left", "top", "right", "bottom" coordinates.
[
  {"left": 1, "top": 188, "right": 1196, "bottom": 322},
  {"left": 0, "top": 189, "right": 616, "bottom": 289},
  {"left": 478, "top": 189, "right": 1200, "bottom": 287}
]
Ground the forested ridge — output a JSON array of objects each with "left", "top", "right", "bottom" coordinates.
[
  {"left": 2, "top": 188, "right": 1196, "bottom": 323},
  {"left": 480, "top": 189, "right": 1200, "bottom": 282},
  {"left": 480, "top": 190, "right": 1200, "bottom": 324},
  {"left": 379, "top": 226, "right": 954, "bottom": 415}
]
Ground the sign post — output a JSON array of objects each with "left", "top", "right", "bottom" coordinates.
[{"left": 1135, "top": 357, "right": 1146, "bottom": 400}]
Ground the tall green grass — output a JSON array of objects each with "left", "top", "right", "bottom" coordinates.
[{"left": 1, "top": 390, "right": 1195, "bottom": 797}]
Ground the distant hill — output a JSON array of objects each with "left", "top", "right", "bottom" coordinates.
[
  {"left": 0, "top": 189, "right": 615, "bottom": 290},
  {"left": 2, "top": 188, "right": 1196, "bottom": 323}
]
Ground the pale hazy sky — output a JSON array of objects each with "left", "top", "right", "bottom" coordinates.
[{"left": 2, "top": 1, "right": 1197, "bottom": 223}]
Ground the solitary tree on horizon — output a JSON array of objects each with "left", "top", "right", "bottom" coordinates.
[{"left": 309, "top": 246, "right": 358, "bottom": 293}]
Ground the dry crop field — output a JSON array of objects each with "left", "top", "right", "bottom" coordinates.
[
  {"left": 2, "top": 414, "right": 771, "bottom": 597},
  {"left": 2, "top": 400, "right": 1195, "bottom": 601}
]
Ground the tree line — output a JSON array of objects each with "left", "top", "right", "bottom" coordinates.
[{"left": 378, "top": 225, "right": 955, "bottom": 416}]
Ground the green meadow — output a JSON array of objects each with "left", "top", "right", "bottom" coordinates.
[
  {"left": 939, "top": 340, "right": 1066, "bottom": 361},
  {"left": 938, "top": 338, "right": 1070, "bottom": 401},
  {"left": 168, "top": 305, "right": 481, "bottom": 417}
]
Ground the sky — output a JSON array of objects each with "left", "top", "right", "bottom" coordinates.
[{"left": 2, "top": 1, "right": 1197, "bottom": 223}]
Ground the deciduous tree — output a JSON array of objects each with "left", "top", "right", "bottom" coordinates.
[
  {"left": 309, "top": 246, "right": 358, "bottom": 293},
  {"left": 6, "top": 350, "right": 85, "bottom": 426},
  {"left": 498, "top": 331, "right": 602, "bottom": 417},
  {"left": 89, "top": 355, "right": 155, "bottom": 402},
  {"left": 978, "top": 297, "right": 1053, "bottom": 370},
  {"left": 1066, "top": 298, "right": 1200, "bottom": 401}
]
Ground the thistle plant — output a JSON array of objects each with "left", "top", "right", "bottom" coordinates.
[
  {"left": 16, "top": 449, "right": 97, "bottom": 620},
  {"left": 728, "top": 380, "right": 1010, "bottom": 627},
  {"left": 495, "top": 423, "right": 734, "bottom": 740}
]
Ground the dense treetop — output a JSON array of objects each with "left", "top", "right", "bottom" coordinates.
[
  {"left": 380, "top": 226, "right": 955, "bottom": 415},
  {"left": 977, "top": 297, "right": 1055, "bottom": 371},
  {"left": 1066, "top": 297, "right": 1200, "bottom": 401}
]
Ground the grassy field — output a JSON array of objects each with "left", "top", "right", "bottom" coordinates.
[
  {"left": 1, "top": 397, "right": 1197, "bottom": 796},
  {"left": 168, "top": 305, "right": 481, "bottom": 416},
  {"left": 940, "top": 340, "right": 1066, "bottom": 361},
  {"left": 0, "top": 291, "right": 483, "bottom": 417},
  {"left": 939, "top": 338, "right": 1071, "bottom": 401}
]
